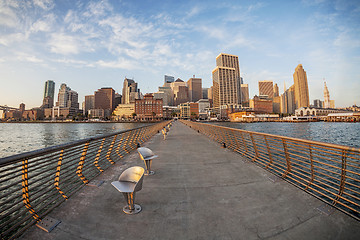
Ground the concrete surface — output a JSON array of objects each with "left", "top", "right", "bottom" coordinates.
[{"left": 21, "top": 121, "right": 360, "bottom": 240}]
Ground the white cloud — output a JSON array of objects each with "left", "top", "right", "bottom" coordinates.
[
  {"left": 96, "top": 58, "right": 139, "bottom": 70},
  {"left": 49, "top": 33, "right": 80, "bottom": 55},
  {"left": 83, "top": 0, "right": 113, "bottom": 18},
  {"left": 0, "top": 2, "right": 18, "bottom": 27},
  {"left": 30, "top": 13, "right": 55, "bottom": 32},
  {"left": 0, "top": 33, "right": 26, "bottom": 46},
  {"left": 33, "top": 0, "right": 55, "bottom": 10}
]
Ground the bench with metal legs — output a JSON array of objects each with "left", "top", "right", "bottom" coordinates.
[
  {"left": 111, "top": 166, "right": 145, "bottom": 214},
  {"left": 137, "top": 147, "right": 158, "bottom": 175}
]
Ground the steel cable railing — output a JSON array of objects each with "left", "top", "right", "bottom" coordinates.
[
  {"left": 180, "top": 120, "right": 360, "bottom": 221},
  {"left": 0, "top": 121, "right": 171, "bottom": 239}
]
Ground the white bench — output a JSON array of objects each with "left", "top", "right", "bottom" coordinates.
[
  {"left": 137, "top": 147, "right": 158, "bottom": 175},
  {"left": 111, "top": 166, "right": 145, "bottom": 214}
]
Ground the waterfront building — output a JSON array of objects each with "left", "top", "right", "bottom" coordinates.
[
  {"left": 295, "top": 107, "right": 350, "bottom": 117},
  {"left": 113, "top": 104, "right": 135, "bottom": 119},
  {"left": 135, "top": 94, "right": 163, "bottom": 121},
  {"left": 197, "top": 99, "right": 210, "bottom": 113},
  {"left": 122, "top": 78, "right": 140, "bottom": 104},
  {"left": 84, "top": 95, "right": 95, "bottom": 116},
  {"left": 162, "top": 106, "right": 178, "bottom": 119},
  {"left": 179, "top": 102, "right": 199, "bottom": 119},
  {"left": 293, "top": 64, "right": 310, "bottom": 109},
  {"left": 187, "top": 77, "right": 202, "bottom": 102},
  {"left": 212, "top": 53, "right": 242, "bottom": 110},
  {"left": 88, "top": 108, "right": 106, "bottom": 119},
  {"left": 250, "top": 96, "right": 273, "bottom": 113},
  {"left": 43, "top": 80, "right": 55, "bottom": 107},
  {"left": 241, "top": 84, "right": 249, "bottom": 107},
  {"left": 259, "top": 80, "right": 273, "bottom": 99},
  {"left": 94, "top": 87, "right": 116, "bottom": 114},
  {"left": 274, "top": 83, "right": 279, "bottom": 97}
]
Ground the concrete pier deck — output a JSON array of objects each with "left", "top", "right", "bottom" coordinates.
[{"left": 22, "top": 121, "right": 360, "bottom": 240}]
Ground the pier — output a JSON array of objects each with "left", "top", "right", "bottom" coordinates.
[{"left": 19, "top": 121, "right": 360, "bottom": 239}]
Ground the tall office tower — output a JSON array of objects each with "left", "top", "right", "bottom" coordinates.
[
  {"left": 280, "top": 85, "right": 296, "bottom": 114},
  {"left": 258, "top": 80, "right": 274, "bottom": 99},
  {"left": 187, "top": 77, "right": 202, "bottom": 102},
  {"left": 56, "top": 83, "right": 79, "bottom": 109},
  {"left": 84, "top": 95, "right": 95, "bottom": 115},
  {"left": 171, "top": 79, "right": 189, "bottom": 105},
  {"left": 202, "top": 88, "right": 209, "bottom": 99},
  {"left": 95, "top": 88, "right": 116, "bottom": 111},
  {"left": 43, "top": 80, "right": 55, "bottom": 107},
  {"left": 164, "top": 75, "right": 175, "bottom": 84},
  {"left": 122, "top": 78, "right": 139, "bottom": 104},
  {"left": 212, "top": 53, "right": 241, "bottom": 109},
  {"left": 273, "top": 83, "right": 279, "bottom": 97},
  {"left": 293, "top": 64, "right": 310, "bottom": 109},
  {"left": 158, "top": 86, "right": 173, "bottom": 106},
  {"left": 241, "top": 84, "right": 249, "bottom": 106},
  {"left": 324, "top": 81, "right": 330, "bottom": 108}
]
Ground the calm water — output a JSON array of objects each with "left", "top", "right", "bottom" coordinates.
[
  {"left": 210, "top": 122, "right": 360, "bottom": 149},
  {"left": 0, "top": 123, "right": 149, "bottom": 158},
  {"left": 1, "top": 122, "right": 359, "bottom": 159}
]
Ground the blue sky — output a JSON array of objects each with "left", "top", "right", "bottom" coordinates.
[{"left": 0, "top": 0, "right": 359, "bottom": 109}]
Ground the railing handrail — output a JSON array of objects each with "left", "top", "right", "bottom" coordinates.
[
  {"left": 0, "top": 124, "right": 153, "bottom": 166},
  {"left": 196, "top": 121, "right": 360, "bottom": 152}
]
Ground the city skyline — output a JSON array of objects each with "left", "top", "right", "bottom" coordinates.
[{"left": 0, "top": 0, "right": 359, "bottom": 109}]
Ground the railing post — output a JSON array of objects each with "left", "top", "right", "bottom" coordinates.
[
  {"left": 250, "top": 133, "right": 259, "bottom": 162},
  {"left": 282, "top": 139, "right": 291, "bottom": 178},
  {"left": 94, "top": 138, "right": 105, "bottom": 172},
  {"left": 77, "top": 142, "right": 90, "bottom": 184},
  {"left": 333, "top": 150, "right": 348, "bottom": 206},
  {"left": 54, "top": 149, "right": 68, "bottom": 199},
  {"left": 264, "top": 136, "right": 273, "bottom": 169},
  {"left": 305, "top": 144, "right": 314, "bottom": 190},
  {"left": 22, "top": 158, "right": 40, "bottom": 221},
  {"left": 106, "top": 135, "right": 117, "bottom": 164},
  {"left": 240, "top": 132, "right": 247, "bottom": 156}
]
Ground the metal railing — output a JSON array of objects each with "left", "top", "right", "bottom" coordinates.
[
  {"left": 180, "top": 120, "right": 360, "bottom": 220},
  {"left": 0, "top": 121, "right": 171, "bottom": 239}
]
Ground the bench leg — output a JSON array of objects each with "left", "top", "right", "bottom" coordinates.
[
  {"left": 122, "top": 192, "right": 141, "bottom": 214},
  {"left": 144, "top": 160, "right": 155, "bottom": 175}
]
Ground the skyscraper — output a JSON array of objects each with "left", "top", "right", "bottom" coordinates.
[
  {"left": 280, "top": 85, "right": 295, "bottom": 114},
  {"left": 84, "top": 95, "right": 95, "bottom": 115},
  {"left": 43, "top": 80, "right": 55, "bottom": 107},
  {"left": 95, "top": 88, "right": 115, "bottom": 112},
  {"left": 293, "top": 64, "right": 310, "bottom": 109},
  {"left": 324, "top": 81, "right": 330, "bottom": 108},
  {"left": 212, "top": 53, "right": 241, "bottom": 109},
  {"left": 273, "top": 83, "right": 279, "bottom": 97},
  {"left": 56, "top": 83, "right": 79, "bottom": 109},
  {"left": 187, "top": 77, "right": 202, "bottom": 102},
  {"left": 258, "top": 80, "right": 273, "bottom": 99},
  {"left": 241, "top": 84, "right": 249, "bottom": 106},
  {"left": 122, "top": 78, "right": 140, "bottom": 104}
]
